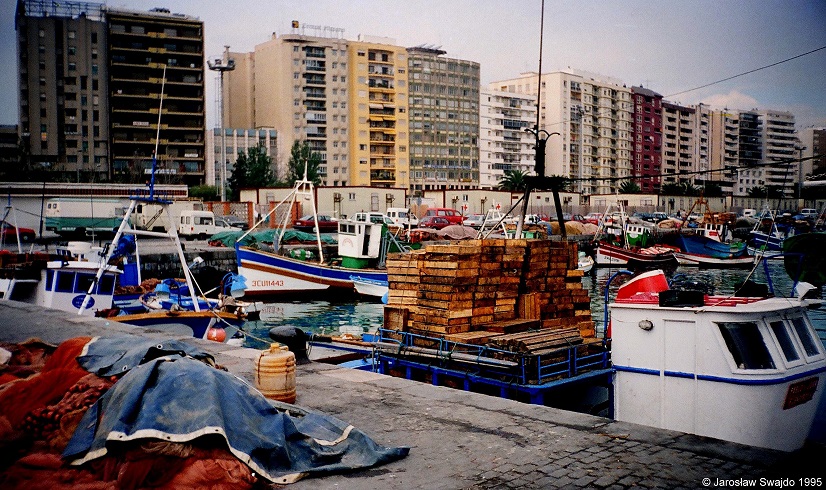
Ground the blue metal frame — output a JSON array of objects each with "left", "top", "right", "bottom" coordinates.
[{"left": 375, "top": 328, "right": 610, "bottom": 387}]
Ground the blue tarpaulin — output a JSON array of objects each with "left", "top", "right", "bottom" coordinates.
[{"left": 65, "top": 337, "right": 409, "bottom": 484}]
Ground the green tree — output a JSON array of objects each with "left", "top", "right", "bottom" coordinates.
[
  {"left": 618, "top": 180, "right": 641, "bottom": 194},
  {"left": 189, "top": 184, "right": 219, "bottom": 202},
  {"left": 748, "top": 186, "right": 768, "bottom": 198},
  {"left": 702, "top": 182, "right": 724, "bottom": 197},
  {"left": 287, "top": 140, "right": 322, "bottom": 186},
  {"left": 497, "top": 169, "right": 528, "bottom": 191},
  {"left": 660, "top": 182, "right": 685, "bottom": 196},
  {"left": 228, "top": 145, "right": 276, "bottom": 200}
]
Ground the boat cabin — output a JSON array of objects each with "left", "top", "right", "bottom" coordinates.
[
  {"left": 611, "top": 270, "right": 826, "bottom": 451},
  {"left": 0, "top": 256, "right": 120, "bottom": 314}
]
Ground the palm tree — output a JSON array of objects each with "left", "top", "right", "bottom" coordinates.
[
  {"left": 618, "top": 180, "right": 641, "bottom": 194},
  {"left": 497, "top": 169, "right": 528, "bottom": 191}
]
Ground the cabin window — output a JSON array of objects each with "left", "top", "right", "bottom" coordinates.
[
  {"left": 717, "top": 321, "right": 776, "bottom": 370},
  {"left": 56, "top": 271, "right": 76, "bottom": 293},
  {"left": 98, "top": 275, "right": 115, "bottom": 294},
  {"left": 75, "top": 273, "right": 96, "bottom": 294},
  {"left": 45, "top": 270, "right": 55, "bottom": 291},
  {"left": 770, "top": 320, "right": 800, "bottom": 363},
  {"left": 791, "top": 317, "right": 821, "bottom": 358}
]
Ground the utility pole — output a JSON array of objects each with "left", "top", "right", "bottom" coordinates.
[{"left": 208, "top": 47, "right": 235, "bottom": 201}]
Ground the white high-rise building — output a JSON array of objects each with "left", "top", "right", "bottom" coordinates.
[
  {"left": 478, "top": 89, "right": 536, "bottom": 189},
  {"left": 757, "top": 110, "right": 798, "bottom": 197},
  {"left": 490, "top": 69, "right": 633, "bottom": 197}
]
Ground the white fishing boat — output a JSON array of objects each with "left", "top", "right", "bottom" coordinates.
[
  {"left": 576, "top": 252, "right": 594, "bottom": 272},
  {"left": 236, "top": 178, "right": 409, "bottom": 297},
  {"left": 0, "top": 251, "right": 121, "bottom": 314},
  {"left": 610, "top": 269, "right": 826, "bottom": 451},
  {"left": 351, "top": 275, "right": 389, "bottom": 301}
]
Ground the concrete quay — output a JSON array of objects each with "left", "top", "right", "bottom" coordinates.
[{"left": 1, "top": 300, "right": 823, "bottom": 489}]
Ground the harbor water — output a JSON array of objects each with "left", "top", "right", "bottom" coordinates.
[{"left": 241, "top": 262, "right": 826, "bottom": 443}]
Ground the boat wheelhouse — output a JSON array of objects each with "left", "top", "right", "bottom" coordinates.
[{"left": 611, "top": 270, "right": 826, "bottom": 451}]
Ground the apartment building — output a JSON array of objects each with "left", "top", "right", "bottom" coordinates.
[
  {"left": 228, "top": 27, "right": 352, "bottom": 186},
  {"left": 478, "top": 89, "right": 536, "bottom": 189},
  {"left": 661, "top": 102, "right": 695, "bottom": 187},
  {"left": 348, "top": 36, "right": 410, "bottom": 188},
  {"left": 15, "top": 1, "right": 206, "bottom": 185},
  {"left": 799, "top": 127, "right": 826, "bottom": 181},
  {"left": 491, "top": 70, "right": 633, "bottom": 197},
  {"left": 757, "top": 110, "right": 799, "bottom": 197},
  {"left": 15, "top": 0, "right": 109, "bottom": 181},
  {"left": 206, "top": 128, "right": 278, "bottom": 198},
  {"left": 630, "top": 86, "right": 662, "bottom": 193},
  {"left": 407, "top": 46, "right": 480, "bottom": 192},
  {"left": 107, "top": 7, "right": 205, "bottom": 186}
]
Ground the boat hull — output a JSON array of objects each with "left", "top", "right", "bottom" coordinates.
[
  {"left": 675, "top": 234, "right": 747, "bottom": 259},
  {"left": 595, "top": 242, "right": 676, "bottom": 267},
  {"left": 351, "top": 276, "right": 389, "bottom": 299},
  {"left": 674, "top": 252, "right": 755, "bottom": 268},
  {"left": 237, "top": 245, "right": 387, "bottom": 296},
  {"left": 115, "top": 310, "right": 244, "bottom": 340},
  {"left": 749, "top": 230, "right": 784, "bottom": 252}
]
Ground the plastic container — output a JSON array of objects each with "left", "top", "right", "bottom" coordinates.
[{"left": 254, "top": 343, "right": 296, "bottom": 403}]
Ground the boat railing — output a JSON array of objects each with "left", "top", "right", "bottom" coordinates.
[{"left": 375, "top": 327, "right": 609, "bottom": 385}]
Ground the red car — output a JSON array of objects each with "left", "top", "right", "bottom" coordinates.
[
  {"left": 0, "top": 220, "right": 36, "bottom": 243},
  {"left": 418, "top": 216, "right": 451, "bottom": 230},
  {"left": 292, "top": 214, "right": 338, "bottom": 233}
]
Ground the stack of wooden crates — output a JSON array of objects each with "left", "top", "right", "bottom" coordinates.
[{"left": 384, "top": 239, "right": 597, "bottom": 358}]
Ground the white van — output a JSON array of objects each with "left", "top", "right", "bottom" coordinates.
[
  {"left": 386, "top": 207, "right": 419, "bottom": 226},
  {"left": 178, "top": 210, "right": 218, "bottom": 239}
]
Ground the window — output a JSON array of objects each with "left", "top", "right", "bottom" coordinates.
[
  {"left": 791, "top": 317, "right": 821, "bottom": 357},
  {"left": 770, "top": 320, "right": 800, "bottom": 363},
  {"left": 56, "top": 271, "right": 75, "bottom": 292},
  {"left": 717, "top": 322, "right": 775, "bottom": 370}
]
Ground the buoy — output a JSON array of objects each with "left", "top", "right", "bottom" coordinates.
[
  {"left": 255, "top": 343, "right": 297, "bottom": 404},
  {"left": 206, "top": 327, "right": 227, "bottom": 343}
]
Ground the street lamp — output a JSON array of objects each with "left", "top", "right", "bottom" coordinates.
[
  {"left": 523, "top": 125, "right": 567, "bottom": 238},
  {"left": 207, "top": 47, "right": 235, "bottom": 202}
]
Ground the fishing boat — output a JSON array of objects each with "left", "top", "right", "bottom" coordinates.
[
  {"left": 577, "top": 251, "right": 594, "bottom": 272},
  {"left": 671, "top": 251, "right": 755, "bottom": 268},
  {"left": 592, "top": 202, "right": 677, "bottom": 268},
  {"left": 236, "top": 178, "right": 409, "bottom": 297},
  {"left": 610, "top": 269, "right": 826, "bottom": 451},
  {"left": 748, "top": 206, "right": 788, "bottom": 253},
  {"left": 351, "top": 275, "right": 389, "bottom": 301},
  {"left": 81, "top": 67, "right": 245, "bottom": 343},
  {"left": 0, "top": 250, "right": 121, "bottom": 314}
]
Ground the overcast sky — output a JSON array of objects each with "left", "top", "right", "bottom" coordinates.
[{"left": 3, "top": 0, "right": 825, "bottom": 129}]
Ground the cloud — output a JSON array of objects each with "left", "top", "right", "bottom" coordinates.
[{"left": 697, "top": 90, "right": 760, "bottom": 112}]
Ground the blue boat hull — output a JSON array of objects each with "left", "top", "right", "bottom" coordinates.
[
  {"left": 236, "top": 244, "right": 387, "bottom": 296},
  {"left": 676, "top": 234, "right": 747, "bottom": 259}
]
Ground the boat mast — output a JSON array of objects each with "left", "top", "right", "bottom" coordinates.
[
  {"left": 148, "top": 65, "right": 166, "bottom": 200},
  {"left": 78, "top": 65, "right": 202, "bottom": 315}
]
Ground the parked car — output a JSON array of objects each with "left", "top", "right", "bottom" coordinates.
[
  {"left": 292, "top": 214, "right": 338, "bottom": 233},
  {"left": 462, "top": 214, "right": 486, "bottom": 228},
  {"left": 421, "top": 207, "right": 464, "bottom": 225},
  {"left": 0, "top": 220, "right": 36, "bottom": 243},
  {"left": 418, "top": 216, "right": 451, "bottom": 230},
  {"left": 216, "top": 215, "right": 249, "bottom": 230},
  {"left": 583, "top": 213, "right": 603, "bottom": 225}
]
